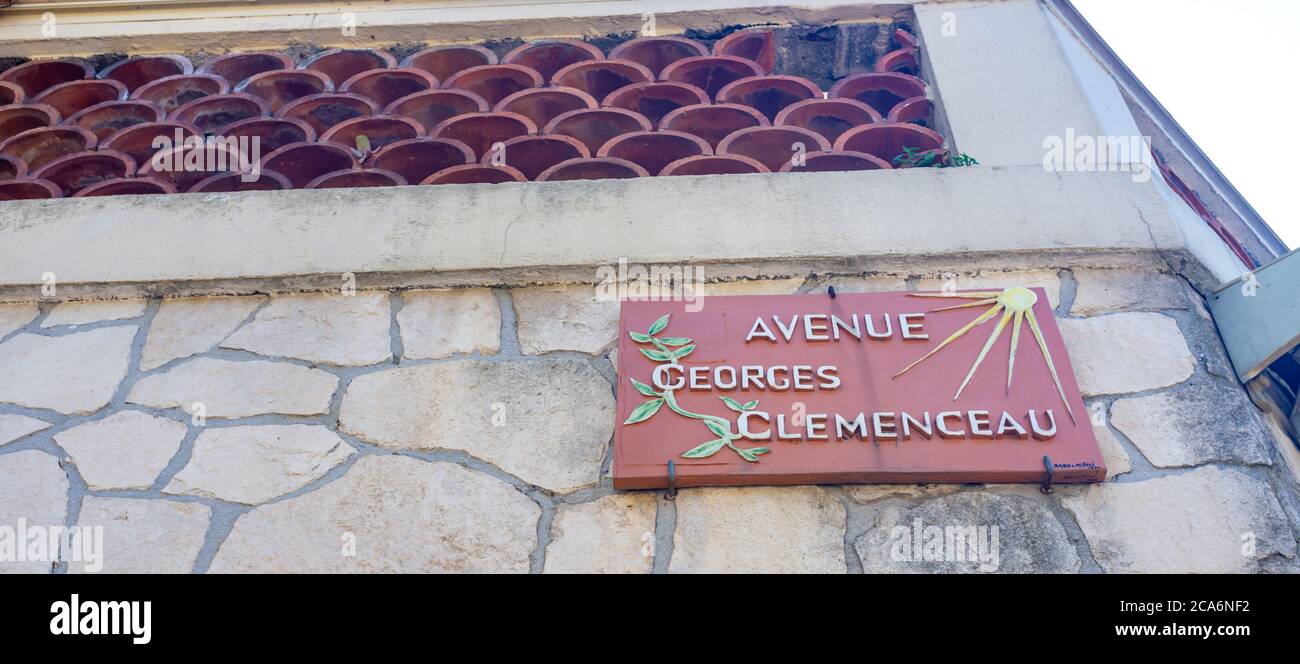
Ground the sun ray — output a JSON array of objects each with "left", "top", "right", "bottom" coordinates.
[
  {"left": 1007, "top": 309, "right": 1024, "bottom": 394},
  {"left": 1025, "top": 307, "right": 1077, "bottom": 424},
  {"left": 893, "top": 303, "right": 1004, "bottom": 378},
  {"left": 954, "top": 309, "right": 1013, "bottom": 399},
  {"left": 929, "top": 298, "right": 998, "bottom": 312},
  {"left": 910, "top": 291, "right": 1003, "bottom": 299},
  {"left": 896, "top": 287, "right": 1079, "bottom": 423}
]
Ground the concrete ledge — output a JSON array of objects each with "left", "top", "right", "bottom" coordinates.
[
  {"left": 0, "top": 0, "right": 908, "bottom": 58},
  {"left": 0, "top": 166, "right": 1188, "bottom": 302}
]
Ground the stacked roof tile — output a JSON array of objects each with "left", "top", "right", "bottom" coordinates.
[{"left": 0, "top": 27, "right": 941, "bottom": 200}]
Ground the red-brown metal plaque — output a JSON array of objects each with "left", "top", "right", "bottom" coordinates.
[{"left": 612, "top": 288, "right": 1106, "bottom": 489}]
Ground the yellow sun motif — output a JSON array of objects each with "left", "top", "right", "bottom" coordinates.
[{"left": 892, "top": 287, "right": 1076, "bottom": 424}]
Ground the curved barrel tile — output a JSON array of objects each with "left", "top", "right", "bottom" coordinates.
[
  {"left": 431, "top": 111, "right": 536, "bottom": 159},
  {"left": 542, "top": 107, "right": 652, "bottom": 155},
  {"left": 536, "top": 156, "right": 648, "bottom": 182},
  {"left": 659, "top": 154, "right": 769, "bottom": 176},
  {"left": 301, "top": 49, "right": 397, "bottom": 88},
  {"left": 609, "top": 36, "right": 708, "bottom": 79},
  {"left": 340, "top": 67, "right": 439, "bottom": 108},
  {"left": 422, "top": 163, "right": 527, "bottom": 185},
  {"left": 483, "top": 134, "right": 589, "bottom": 180},
  {"left": 368, "top": 136, "right": 476, "bottom": 184},
  {"left": 276, "top": 93, "right": 379, "bottom": 135},
  {"left": 659, "top": 103, "right": 768, "bottom": 149},
  {"left": 503, "top": 39, "right": 605, "bottom": 81},
  {"left": 597, "top": 130, "right": 712, "bottom": 176},
  {"left": 495, "top": 87, "right": 598, "bottom": 132},
  {"left": 402, "top": 45, "right": 499, "bottom": 81},
  {"left": 716, "top": 125, "right": 831, "bottom": 173}
]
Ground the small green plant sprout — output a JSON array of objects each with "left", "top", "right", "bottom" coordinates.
[
  {"left": 892, "top": 145, "right": 979, "bottom": 168},
  {"left": 353, "top": 135, "right": 372, "bottom": 162},
  {"left": 624, "top": 314, "right": 771, "bottom": 462}
]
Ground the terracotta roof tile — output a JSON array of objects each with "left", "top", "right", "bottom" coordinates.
[
  {"left": 661, "top": 55, "right": 764, "bottom": 98},
  {"left": 713, "top": 29, "right": 775, "bottom": 73},
  {"left": 339, "top": 67, "right": 439, "bottom": 107},
  {"left": 551, "top": 59, "right": 653, "bottom": 103},
  {"left": 833, "top": 122, "right": 944, "bottom": 162},
  {"left": 442, "top": 64, "right": 544, "bottom": 106},
  {"left": 68, "top": 100, "right": 165, "bottom": 141},
  {"left": 431, "top": 111, "right": 535, "bottom": 158},
  {"left": 830, "top": 72, "right": 927, "bottom": 116},
  {"left": 609, "top": 37, "right": 709, "bottom": 78},
  {"left": 536, "top": 156, "right": 648, "bottom": 181},
  {"left": 276, "top": 93, "right": 378, "bottom": 134},
  {"left": 134, "top": 74, "right": 229, "bottom": 112},
  {"left": 0, "top": 104, "right": 60, "bottom": 143},
  {"left": 660, "top": 153, "right": 768, "bottom": 176},
  {"left": 601, "top": 81, "right": 709, "bottom": 126},
  {"left": 485, "top": 134, "right": 588, "bottom": 180},
  {"left": 305, "top": 167, "right": 407, "bottom": 189},
  {"left": 34, "top": 79, "right": 128, "bottom": 117},
  {"left": 100, "top": 121, "right": 201, "bottom": 167},
  {"left": 216, "top": 117, "right": 315, "bottom": 154},
  {"left": 0, "top": 153, "right": 28, "bottom": 179},
  {"left": 0, "top": 59, "right": 94, "bottom": 98},
  {"left": 140, "top": 141, "right": 245, "bottom": 191},
  {"left": 190, "top": 169, "right": 291, "bottom": 192},
  {"left": 258, "top": 140, "right": 358, "bottom": 188},
  {"left": 402, "top": 45, "right": 498, "bottom": 81},
  {"left": 197, "top": 51, "right": 295, "bottom": 86},
  {"left": 302, "top": 49, "right": 397, "bottom": 88},
  {"left": 715, "top": 125, "right": 830, "bottom": 172},
  {"left": 774, "top": 98, "right": 881, "bottom": 143},
  {"left": 386, "top": 88, "right": 489, "bottom": 133},
  {"left": 423, "top": 163, "right": 527, "bottom": 185},
  {"left": 319, "top": 115, "right": 423, "bottom": 152},
  {"left": 74, "top": 175, "right": 175, "bottom": 197},
  {"left": 31, "top": 149, "right": 135, "bottom": 194},
  {"left": 0, "top": 81, "right": 25, "bottom": 105},
  {"left": 875, "top": 48, "right": 919, "bottom": 76},
  {"left": 781, "top": 150, "right": 891, "bottom": 172},
  {"left": 659, "top": 102, "right": 768, "bottom": 149},
  {"left": 716, "top": 75, "right": 822, "bottom": 121},
  {"left": 98, "top": 55, "right": 193, "bottom": 92},
  {"left": 495, "top": 86, "right": 598, "bottom": 131},
  {"left": 237, "top": 70, "right": 334, "bottom": 112},
  {"left": 543, "top": 107, "right": 652, "bottom": 155},
  {"left": 168, "top": 94, "right": 265, "bottom": 134},
  {"left": 368, "top": 136, "right": 475, "bottom": 184},
  {"left": 597, "top": 130, "right": 711, "bottom": 176},
  {"left": 503, "top": 39, "right": 605, "bottom": 81},
  {"left": 886, "top": 95, "right": 932, "bottom": 125},
  {"left": 0, "top": 126, "right": 97, "bottom": 170},
  {"left": 0, "top": 27, "right": 947, "bottom": 197},
  {"left": 0, "top": 177, "right": 61, "bottom": 200}
]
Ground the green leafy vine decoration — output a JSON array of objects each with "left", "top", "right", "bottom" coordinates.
[{"left": 624, "top": 314, "right": 771, "bottom": 463}]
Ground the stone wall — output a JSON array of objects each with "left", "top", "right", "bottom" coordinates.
[{"left": 2, "top": 266, "right": 1297, "bottom": 573}]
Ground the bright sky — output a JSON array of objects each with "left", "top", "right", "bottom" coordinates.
[{"left": 1072, "top": 0, "right": 1298, "bottom": 250}]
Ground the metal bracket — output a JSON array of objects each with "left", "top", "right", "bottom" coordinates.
[
  {"left": 828, "top": 285, "right": 837, "bottom": 299},
  {"left": 665, "top": 460, "right": 677, "bottom": 500},
  {"left": 1039, "top": 455, "right": 1054, "bottom": 494}
]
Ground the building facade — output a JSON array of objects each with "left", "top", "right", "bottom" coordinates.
[{"left": 0, "top": 0, "right": 1297, "bottom": 573}]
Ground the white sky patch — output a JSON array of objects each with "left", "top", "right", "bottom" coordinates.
[{"left": 1074, "top": 0, "right": 1298, "bottom": 249}]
